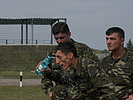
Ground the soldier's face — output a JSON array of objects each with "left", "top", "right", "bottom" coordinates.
[
  {"left": 55, "top": 50, "right": 72, "bottom": 70},
  {"left": 54, "top": 33, "right": 71, "bottom": 44},
  {"left": 106, "top": 33, "right": 124, "bottom": 51}
]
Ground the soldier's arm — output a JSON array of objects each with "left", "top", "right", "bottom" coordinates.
[
  {"left": 41, "top": 58, "right": 62, "bottom": 95},
  {"left": 41, "top": 66, "right": 62, "bottom": 95},
  {"left": 41, "top": 72, "right": 54, "bottom": 95},
  {"left": 85, "top": 57, "right": 101, "bottom": 99}
]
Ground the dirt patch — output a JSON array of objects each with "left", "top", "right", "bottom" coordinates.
[{"left": 0, "top": 79, "right": 41, "bottom": 86}]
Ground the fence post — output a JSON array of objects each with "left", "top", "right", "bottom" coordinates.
[
  {"left": 36, "top": 40, "right": 37, "bottom": 44},
  {"left": 6, "top": 40, "right": 8, "bottom": 44},
  {"left": 20, "top": 71, "right": 22, "bottom": 87}
]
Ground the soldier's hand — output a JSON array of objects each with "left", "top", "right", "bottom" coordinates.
[
  {"left": 126, "top": 94, "right": 133, "bottom": 100},
  {"left": 49, "top": 92, "right": 52, "bottom": 100}
]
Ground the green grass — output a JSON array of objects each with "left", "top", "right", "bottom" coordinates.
[
  {"left": 0, "top": 86, "right": 49, "bottom": 100},
  {"left": 0, "top": 71, "right": 41, "bottom": 79}
]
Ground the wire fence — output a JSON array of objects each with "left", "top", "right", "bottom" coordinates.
[
  {"left": 0, "top": 39, "right": 51, "bottom": 45},
  {"left": 0, "top": 31, "right": 54, "bottom": 44}
]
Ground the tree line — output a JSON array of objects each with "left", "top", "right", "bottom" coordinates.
[{"left": 126, "top": 38, "right": 133, "bottom": 52}]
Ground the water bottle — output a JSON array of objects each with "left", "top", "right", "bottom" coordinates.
[{"left": 35, "top": 56, "right": 55, "bottom": 75}]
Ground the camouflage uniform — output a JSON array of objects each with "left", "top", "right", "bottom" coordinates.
[
  {"left": 43, "top": 56, "right": 99, "bottom": 100},
  {"left": 41, "top": 39, "right": 100, "bottom": 99},
  {"left": 99, "top": 48, "right": 133, "bottom": 100}
]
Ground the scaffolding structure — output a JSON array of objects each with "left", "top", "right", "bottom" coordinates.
[{"left": 0, "top": 18, "right": 67, "bottom": 44}]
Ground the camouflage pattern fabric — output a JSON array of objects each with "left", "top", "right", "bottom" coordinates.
[
  {"left": 41, "top": 39, "right": 100, "bottom": 99},
  {"left": 43, "top": 56, "right": 99, "bottom": 100},
  {"left": 99, "top": 48, "right": 133, "bottom": 100}
]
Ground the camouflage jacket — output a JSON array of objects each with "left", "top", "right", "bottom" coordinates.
[
  {"left": 100, "top": 48, "right": 133, "bottom": 100},
  {"left": 43, "top": 56, "right": 100, "bottom": 100},
  {"left": 41, "top": 39, "right": 100, "bottom": 96}
]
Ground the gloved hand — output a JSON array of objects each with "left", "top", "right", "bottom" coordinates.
[{"left": 35, "top": 56, "right": 52, "bottom": 75}]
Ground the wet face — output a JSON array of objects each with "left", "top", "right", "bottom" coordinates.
[
  {"left": 54, "top": 33, "right": 71, "bottom": 44},
  {"left": 55, "top": 50, "right": 72, "bottom": 70},
  {"left": 106, "top": 33, "right": 124, "bottom": 51}
]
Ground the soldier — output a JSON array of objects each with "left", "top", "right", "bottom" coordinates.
[
  {"left": 100, "top": 27, "right": 133, "bottom": 99},
  {"left": 43, "top": 42, "right": 99, "bottom": 99},
  {"left": 40, "top": 22, "right": 99, "bottom": 99}
]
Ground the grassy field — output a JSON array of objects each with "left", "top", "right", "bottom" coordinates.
[
  {"left": 0, "top": 71, "right": 41, "bottom": 79},
  {"left": 0, "top": 45, "right": 109, "bottom": 100},
  {"left": 0, "top": 70, "right": 50, "bottom": 100},
  {"left": 0, "top": 71, "right": 49, "bottom": 100},
  {"left": 0, "top": 86, "right": 49, "bottom": 100}
]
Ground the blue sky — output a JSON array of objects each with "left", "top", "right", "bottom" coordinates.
[{"left": 0, "top": 0, "right": 133, "bottom": 50}]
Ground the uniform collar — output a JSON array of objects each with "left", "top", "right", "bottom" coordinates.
[{"left": 110, "top": 48, "right": 128, "bottom": 61}]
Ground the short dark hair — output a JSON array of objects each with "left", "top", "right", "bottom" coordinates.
[
  {"left": 55, "top": 42, "right": 78, "bottom": 58},
  {"left": 52, "top": 22, "right": 70, "bottom": 35},
  {"left": 105, "top": 27, "right": 125, "bottom": 39}
]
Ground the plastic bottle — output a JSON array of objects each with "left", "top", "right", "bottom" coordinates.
[{"left": 35, "top": 56, "right": 55, "bottom": 75}]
